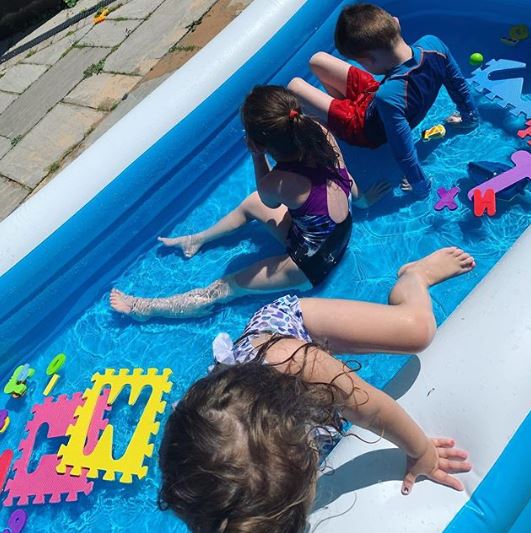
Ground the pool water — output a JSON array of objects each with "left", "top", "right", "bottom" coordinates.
[{"left": 0, "top": 7, "right": 530, "bottom": 533}]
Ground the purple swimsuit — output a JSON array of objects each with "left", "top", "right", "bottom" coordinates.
[{"left": 275, "top": 162, "right": 353, "bottom": 286}]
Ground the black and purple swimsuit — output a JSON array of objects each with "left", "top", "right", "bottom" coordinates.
[{"left": 275, "top": 161, "right": 353, "bottom": 286}]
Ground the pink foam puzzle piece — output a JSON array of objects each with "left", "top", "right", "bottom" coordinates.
[
  {"left": 517, "top": 119, "right": 531, "bottom": 146},
  {"left": 434, "top": 186, "right": 460, "bottom": 211},
  {"left": 3, "top": 390, "right": 111, "bottom": 506},
  {"left": 467, "top": 150, "right": 531, "bottom": 200}
]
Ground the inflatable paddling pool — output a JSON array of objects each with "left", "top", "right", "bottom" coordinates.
[{"left": 0, "top": 0, "right": 529, "bottom": 531}]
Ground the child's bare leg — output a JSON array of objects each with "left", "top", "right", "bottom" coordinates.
[
  {"left": 110, "top": 254, "right": 311, "bottom": 321},
  {"left": 309, "top": 51, "right": 352, "bottom": 98},
  {"left": 158, "top": 192, "right": 291, "bottom": 257},
  {"left": 287, "top": 77, "right": 333, "bottom": 125},
  {"left": 300, "top": 247, "right": 475, "bottom": 354},
  {"left": 288, "top": 53, "right": 351, "bottom": 120}
]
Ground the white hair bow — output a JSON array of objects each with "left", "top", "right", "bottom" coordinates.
[{"left": 212, "top": 332, "right": 237, "bottom": 366}]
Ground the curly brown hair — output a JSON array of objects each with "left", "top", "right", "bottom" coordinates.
[
  {"left": 241, "top": 85, "right": 340, "bottom": 169},
  {"left": 158, "top": 338, "right": 357, "bottom": 532}
]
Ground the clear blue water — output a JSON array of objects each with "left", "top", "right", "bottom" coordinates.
[{"left": 1, "top": 9, "right": 530, "bottom": 533}]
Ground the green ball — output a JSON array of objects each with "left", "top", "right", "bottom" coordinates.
[{"left": 469, "top": 52, "right": 484, "bottom": 66}]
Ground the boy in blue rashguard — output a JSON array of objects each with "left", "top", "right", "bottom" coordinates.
[{"left": 288, "top": 3, "right": 479, "bottom": 197}]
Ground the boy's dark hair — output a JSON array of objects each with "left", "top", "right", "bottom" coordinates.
[
  {"left": 335, "top": 3, "right": 401, "bottom": 57},
  {"left": 241, "top": 85, "right": 340, "bottom": 169}
]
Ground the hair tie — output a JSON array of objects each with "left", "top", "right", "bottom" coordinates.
[{"left": 289, "top": 109, "right": 299, "bottom": 121}]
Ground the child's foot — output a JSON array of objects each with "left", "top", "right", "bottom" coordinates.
[
  {"left": 109, "top": 289, "right": 149, "bottom": 322},
  {"left": 157, "top": 235, "right": 202, "bottom": 258},
  {"left": 398, "top": 247, "right": 475, "bottom": 287}
]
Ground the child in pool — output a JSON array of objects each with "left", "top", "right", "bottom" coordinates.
[
  {"left": 288, "top": 3, "right": 479, "bottom": 197},
  {"left": 110, "top": 85, "right": 389, "bottom": 320},
  {"left": 158, "top": 248, "right": 475, "bottom": 532}
]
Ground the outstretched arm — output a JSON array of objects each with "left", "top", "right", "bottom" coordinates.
[
  {"left": 375, "top": 96, "right": 428, "bottom": 191},
  {"left": 265, "top": 338, "right": 471, "bottom": 494},
  {"left": 441, "top": 46, "right": 479, "bottom": 126}
]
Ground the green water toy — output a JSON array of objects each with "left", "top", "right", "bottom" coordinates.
[
  {"left": 46, "top": 353, "right": 66, "bottom": 376},
  {"left": 469, "top": 53, "right": 484, "bottom": 67},
  {"left": 4, "top": 364, "right": 35, "bottom": 398}
]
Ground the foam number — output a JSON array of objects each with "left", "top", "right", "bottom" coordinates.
[
  {"left": 57, "top": 368, "right": 173, "bottom": 483},
  {"left": 2, "top": 509, "right": 27, "bottom": 533}
]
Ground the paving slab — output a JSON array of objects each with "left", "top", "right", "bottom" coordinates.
[
  {"left": 0, "top": 103, "right": 104, "bottom": 188},
  {"left": 12, "top": 0, "right": 121, "bottom": 50},
  {"left": 79, "top": 19, "right": 142, "bottom": 48},
  {"left": 0, "top": 92, "right": 16, "bottom": 114},
  {"left": 107, "top": 0, "right": 166, "bottom": 20},
  {"left": 64, "top": 72, "right": 140, "bottom": 110},
  {"left": 104, "top": 0, "right": 218, "bottom": 75},
  {"left": 0, "top": 176, "right": 29, "bottom": 221},
  {"left": 0, "top": 63, "right": 48, "bottom": 93},
  {"left": 80, "top": 74, "right": 169, "bottom": 151},
  {"left": 0, "top": 46, "right": 108, "bottom": 138},
  {"left": 22, "top": 25, "right": 92, "bottom": 66},
  {"left": 143, "top": 0, "right": 253, "bottom": 81},
  {"left": 0, "top": 137, "right": 11, "bottom": 159}
]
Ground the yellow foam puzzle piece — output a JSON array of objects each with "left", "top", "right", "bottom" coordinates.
[{"left": 56, "top": 368, "right": 173, "bottom": 483}]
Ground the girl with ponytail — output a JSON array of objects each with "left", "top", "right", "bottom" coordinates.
[{"left": 110, "top": 85, "right": 390, "bottom": 321}]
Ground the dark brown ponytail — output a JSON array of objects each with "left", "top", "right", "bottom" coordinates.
[{"left": 242, "top": 85, "right": 340, "bottom": 169}]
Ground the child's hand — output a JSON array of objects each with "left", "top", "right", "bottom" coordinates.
[
  {"left": 402, "top": 437, "right": 471, "bottom": 495},
  {"left": 353, "top": 180, "right": 391, "bottom": 208},
  {"left": 445, "top": 112, "right": 478, "bottom": 130},
  {"left": 400, "top": 177, "right": 431, "bottom": 198}
]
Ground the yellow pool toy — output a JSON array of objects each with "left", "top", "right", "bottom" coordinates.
[
  {"left": 0, "top": 409, "right": 9, "bottom": 434},
  {"left": 43, "top": 353, "right": 66, "bottom": 395},
  {"left": 422, "top": 124, "right": 446, "bottom": 142},
  {"left": 509, "top": 24, "right": 528, "bottom": 41},
  {"left": 94, "top": 8, "right": 110, "bottom": 24},
  {"left": 501, "top": 24, "right": 528, "bottom": 46},
  {"left": 43, "top": 374, "right": 61, "bottom": 396}
]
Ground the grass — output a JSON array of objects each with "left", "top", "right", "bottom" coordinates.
[
  {"left": 25, "top": 49, "right": 36, "bottom": 58},
  {"left": 185, "top": 14, "right": 205, "bottom": 33},
  {"left": 83, "top": 59, "right": 105, "bottom": 78},
  {"left": 47, "top": 161, "right": 61, "bottom": 173},
  {"left": 107, "top": 3, "right": 123, "bottom": 14},
  {"left": 11, "top": 136, "right": 22, "bottom": 147},
  {"left": 96, "top": 100, "right": 119, "bottom": 112},
  {"left": 168, "top": 44, "right": 200, "bottom": 53}
]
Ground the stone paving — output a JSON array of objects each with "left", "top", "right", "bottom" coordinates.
[{"left": 0, "top": 0, "right": 253, "bottom": 221}]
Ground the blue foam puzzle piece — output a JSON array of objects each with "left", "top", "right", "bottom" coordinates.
[{"left": 468, "top": 59, "right": 531, "bottom": 118}]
